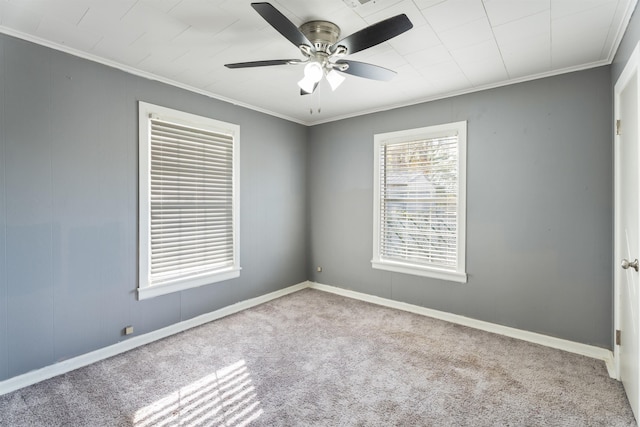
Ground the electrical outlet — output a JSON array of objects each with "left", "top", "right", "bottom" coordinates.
[
  {"left": 124, "top": 325, "right": 134, "bottom": 335},
  {"left": 317, "top": 266, "right": 322, "bottom": 272}
]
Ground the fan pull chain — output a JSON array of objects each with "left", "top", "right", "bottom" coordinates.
[{"left": 314, "top": 84, "right": 322, "bottom": 115}]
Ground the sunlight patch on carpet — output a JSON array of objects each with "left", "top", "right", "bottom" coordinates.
[{"left": 133, "top": 360, "right": 263, "bottom": 426}]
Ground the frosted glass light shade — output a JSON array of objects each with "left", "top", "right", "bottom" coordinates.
[
  {"left": 298, "top": 62, "right": 324, "bottom": 93},
  {"left": 326, "top": 70, "right": 345, "bottom": 91},
  {"left": 298, "top": 76, "right": 317, "bottom": 93},
  {"left": 304, "top": 62, "right": 323, "bottom": 82}
]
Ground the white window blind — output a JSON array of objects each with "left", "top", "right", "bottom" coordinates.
[
  {"left": 372, "top": 122, "right": 466, "bottom": 283},
  {"left": 379, "top": 136, "right": 458, "bottom": 267},
  {"left": 139, "top": 102, "right": 240, "bottom": 299}
]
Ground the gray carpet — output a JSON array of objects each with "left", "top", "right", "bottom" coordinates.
[{"left": 0, "top": 288, "right": 635, "bottom": 426}]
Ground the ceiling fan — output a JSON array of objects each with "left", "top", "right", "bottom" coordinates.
[{"left": 224, "top": 2, "right": 413, "bottom": 95}]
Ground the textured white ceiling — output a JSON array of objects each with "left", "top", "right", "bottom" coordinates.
[{"left": 0, "top": 0, "right": 636, "bottom": 125}]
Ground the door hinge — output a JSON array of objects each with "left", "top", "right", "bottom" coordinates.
[
  {"left": 616, "top": 329, "right": 622, "bottom": 346},
  {"left": 616, "top": 119, "right": 622, "bottom": 135}
]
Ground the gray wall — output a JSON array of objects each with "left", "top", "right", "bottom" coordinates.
[
  {"left": 0, "top": 19, "right": 623, "bottom": 384},
  {"left": 307, "top": 67, "right": 613, "bottom": 348},
  {"left": 0, "top": 34, "right": 308, "bottom": 382}
]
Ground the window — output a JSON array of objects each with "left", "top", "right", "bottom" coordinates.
[
  {"left": 138, "top": 101, "right": 240, "bottom": 299},
  {"left": 372, "top": 121, "right": 467, "bottom": 283}
]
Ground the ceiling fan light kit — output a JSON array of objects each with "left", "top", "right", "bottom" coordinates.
[{"left": 224, "top": 2, "right": 413, "bottom": 96}]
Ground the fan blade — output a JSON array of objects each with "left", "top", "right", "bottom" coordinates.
[
  {"left": 335, "top": 60, "right": 396, "bottom": 81},
  {"left": 225, "top": 59, "right": 297, "bottom": 68},
  {"left": 332, "top": 14, "right": 413, "bottom": 55},
  {"left": 252, "top": 3, "right": 313, "bottom": 49},
  {"left": 300, "top": 82, "right": 319, "bottom": 95}
]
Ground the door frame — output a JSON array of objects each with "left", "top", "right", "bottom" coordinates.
[{"left": 614, "top": 40, "right": 640, "bottom": 381}]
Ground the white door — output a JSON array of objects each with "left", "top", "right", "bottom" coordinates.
[{"left": 615, "top": 44, "right": 640, "bottom": 422}]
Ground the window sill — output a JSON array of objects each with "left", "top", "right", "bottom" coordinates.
[
  {"left": 138, "top": 268, "right": 241, "bottom": 300},
  {"left": 371, "top": 259, "right": 467, "bottom": 283}
]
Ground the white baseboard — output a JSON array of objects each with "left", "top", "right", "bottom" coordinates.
[
  {"left": 0, "top": 281, "right": 310, "bottom": 396},
  {"left": 0, "top": 279, "right": 617, "bottom": 396},
  {"left": 308, "top": 282, "right": 616, "bottom": 378}
]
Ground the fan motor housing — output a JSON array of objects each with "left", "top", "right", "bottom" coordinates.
[{"left": 299, "top": 21, "right": 340, "bottom": 52}]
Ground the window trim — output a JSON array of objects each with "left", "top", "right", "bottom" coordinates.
[
  {"left": 138, "top": 101, "right": 240, "bottom": 300},
  {"left": 372, "top": 121, "right": 467, "bottom": 283}
]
